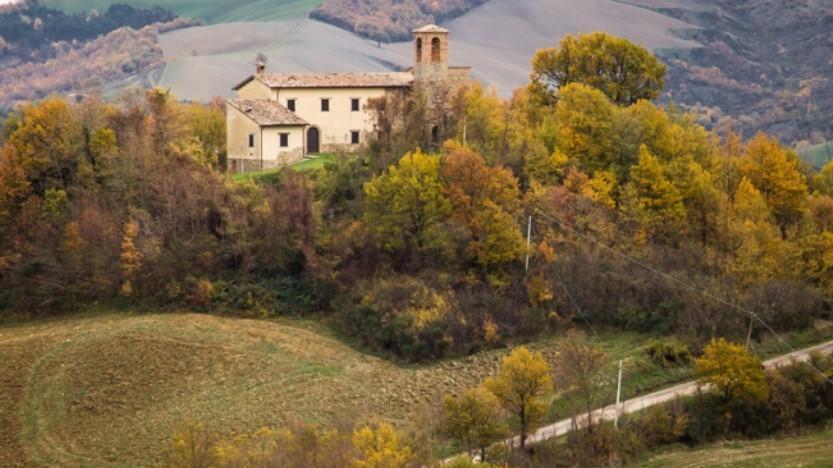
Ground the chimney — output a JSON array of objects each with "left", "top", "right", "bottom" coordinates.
[{"left": 256, "top": 62, "right": 266, "bottom": 75}]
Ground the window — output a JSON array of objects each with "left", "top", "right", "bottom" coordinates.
[
  {"left": 279, "top": 133, "right": 289, "bottom": 148},
  {"left": 350, "top": 131, "right": 360, "bottom": 145},
  {"left": 431, "top": 37, "right": 441, "bottom": 63},
  {"left": 287, "top": 99, "right": 296, "bottom": 112},
  {"left": 416, "top": 38, "right": 423, "bottom": 64},
  {"left": 351, "top": 98, "right": 360, "bottom": 112},
  {"left": 321, "top": 98, "right": 330, "bottom": 112},
  {"left": 248, "top": 133, "right": 255, "bottom": 148}
]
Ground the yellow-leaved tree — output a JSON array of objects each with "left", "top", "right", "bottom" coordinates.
[
  {"left": 695, "top": 338, "right": 769, "bottom": 403},
  {"left": 530, "top": 32, "right": 666, "bottom": 106},
  {"left": 484, "top": 346, "right": 552, "bottom": 450},
  {"left": 737, "top": 133, "right": 808, "bottom": 229},
  {"left": 363, "top": 150, "right": 452, "bottom": 266},
  {"left": 352, "top": 422, "right": 413, "bottom": 468}
]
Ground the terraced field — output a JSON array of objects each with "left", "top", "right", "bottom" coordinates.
[
  {"left": 638, "top": 424, "right": 833, "bottom": 468},
  {"left": 39, "top": 0, "right": 320, "bottom": 23},
  {"left": 1, "top": 312, "right": 672, "bottom": 467}
]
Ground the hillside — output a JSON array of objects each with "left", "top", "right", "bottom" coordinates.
[
  {"left": 39, "top": 0, "right": 320, "bottom": 23},
  {"left": 638, "top": 424, "right": 833, "bottom": 468},
  {"left": 629, "top": 0, "right": 833, "bottom": 143},
  {"left": 154, "top": 0, "right": 696, "bottom": 101},
  {"left": 0, "top": 313, "right": 668, "bottom": 467}
]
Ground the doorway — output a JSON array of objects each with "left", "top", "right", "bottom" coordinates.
[{"left": 307, "top": 127, "right": 320, "bottom": 154}]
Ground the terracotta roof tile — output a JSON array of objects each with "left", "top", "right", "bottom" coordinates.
[
  {"left": 413, "top": 24, "right": 449, "bottom": 33},
  {"left": 227, "top": 99, "right": 308, "bottom": 126},
  {"left": 258, "top": 72, "right": 413, "bottom": 89}
]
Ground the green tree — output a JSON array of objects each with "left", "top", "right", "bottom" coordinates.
[
  {"left": 530, "top": 32, "right": 666, "bottom": 106},
  {"left": 363, "top": 150, "right": 452, "bottom": 266},
  {"left": 695, "top": 338, "right": 769, "bottom": 403},
  {"left": 484, "top": 347, "right": 552, "bottom": 450},
  {"left": 442, "top": 387, "right": 507, "bottom": 462}
]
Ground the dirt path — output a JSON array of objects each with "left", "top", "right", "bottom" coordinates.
[{"left": 512, "top": 339, "right": 833, "bottom": 448}]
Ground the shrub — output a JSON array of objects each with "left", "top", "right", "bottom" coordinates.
[{"left": 646, "top": 339, "right": 692, "bottom": 367}]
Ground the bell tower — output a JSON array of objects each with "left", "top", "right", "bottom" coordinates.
[{"left": 412, "top": 24, "right": 449, "bottom": 79}]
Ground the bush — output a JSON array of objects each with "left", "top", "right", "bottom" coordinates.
[{"left": 646, "top": 339, "right": 692, "bottom": 367}]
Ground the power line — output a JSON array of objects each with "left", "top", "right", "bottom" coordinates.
[{"left": 531, "top": 208, "right": 833, "bottom": 387}]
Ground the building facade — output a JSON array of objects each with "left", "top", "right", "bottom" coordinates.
[{"left": 226, "top": 24, "right": 470, "bottom": 172}]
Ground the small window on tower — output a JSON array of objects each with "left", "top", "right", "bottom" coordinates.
[
  {"left": 321, "top": 98, "right": 330, "bottom": 112},
  {"left": 248, "top": 133, "right": 255, "bottom": 148},
  {"left": 351, "top": 98, "right": 360, "bottom": 112},
  {"left": 351, "top": 131, "right": 360, "bottom": 145},
  {"left": 279, "top": 133, "right": 289, "bottom": 148},
  {"left": 287, "top": 99, "right": 296, "bottom": 112}
]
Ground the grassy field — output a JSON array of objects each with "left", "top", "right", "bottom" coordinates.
[
  {"left": 798, "top": 140, "right": 833, "bottom": 169},
  {"left": 233, "top": 153, "right": 337, "bottom": 183},
  {"left": 0, "top": 312, "right": 682, "bottom": 467},
  {"left": 638, "top": 423, "right": 833, "bottom": 468},
  {"left": 40, "top": 0, "right": 321, "bottom": 23}
]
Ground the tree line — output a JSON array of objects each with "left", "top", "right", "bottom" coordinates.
[{"left": 2, "top": 33, "right": 832, "bottom": 364}]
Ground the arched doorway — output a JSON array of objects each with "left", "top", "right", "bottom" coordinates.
[{"left": 307, "top": 127, "right": 320, "bottom": 154}]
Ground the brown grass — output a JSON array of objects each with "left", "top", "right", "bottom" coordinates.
[{"left": 0, "top": 313, "right": 662, "bottom": 466}]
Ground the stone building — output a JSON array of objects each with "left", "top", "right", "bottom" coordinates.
[{"left": 226, "top": 24, "right": 470, "bottom": 172}]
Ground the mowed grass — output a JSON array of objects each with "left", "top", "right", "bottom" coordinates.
[
  {"left": 0, "top": 312, "right": 674, "bottom": 467},
  {"left": 637, "top": 423, "right": 833, "bottom": 468},
  {"left": 233, "top": 153, "right": 337, "bottom": 183},
  {"left": 798, "top": 140, "right": 833, "bottom": 169},
  {"left": 39, "top": 0, "right": 321, "bottom": 23}
]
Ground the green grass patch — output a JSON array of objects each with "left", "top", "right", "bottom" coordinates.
[
  {"left": 637, "top": 423, "right": 833, "bottom": 467},
  {"left": 232, "top": 153, "right": 337, "bottom": 184},
  {"left": 40, "top": 0, "right": 321, "bottom": 23},
  {"left": 798, "top": 140, "right": 833, "bottom": 169}
]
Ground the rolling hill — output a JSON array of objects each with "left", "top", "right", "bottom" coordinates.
[
  {"left": 155, "top": 0, "right": 698, "bottom": 101},
  {"left": 39, "top": 0, "right": 320, "bottom": 23},
  {"left": 0, "top": 312, "right": 688, "bottom": 467}
]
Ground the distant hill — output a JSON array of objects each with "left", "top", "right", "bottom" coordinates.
[
  {"left": 155, "top": 0, "right": 696, "bottom": 101},
  {"left": 310, "top": 0, "right": 489, "bottom": 41},
  {"left": 39, "top": 0, "right": 320, "bottom": 23}
]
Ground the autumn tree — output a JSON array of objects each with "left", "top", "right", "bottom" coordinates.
[
  {"left": 441, "top": 145, "right": 525, "bottom": 269},
  {"left": 363, "top": 150, "right": 452, "bottom": 267},
  {"left": 530, "top": 32, "right": 666, "bottom": 106},
  {"left": 554, "top": 331, "right": 609, "bottom": 432},
  {"left": 737, "top": 133, "right": 808, "bottom": 229},
  {"left": 352, "top": 422, "right": 414, "bottom": 468},
  {"left": 484, "top": 347, "right": 552, "bottom": 450},
  {"left": 622, "top": 145, "right": 686, "bottom": 240},
  {"left": 553, "top": 83, "right": 616, "bottom": 176},
  {"left": 442, "top": 387, "right": 507, "bottom": 462},
  {"left": 119, "top": 220, "right": 142, "bottom": 298},
  {"left": 695, "top": 338, "right": 769, "bottom": 403}
]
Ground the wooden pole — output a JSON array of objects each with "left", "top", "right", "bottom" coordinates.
[
  {"left": 525, "top": 216, "right": 532, "bottom": 274},
  {"left": 615, "top": 359, "right": 623, "bottom": 430}
]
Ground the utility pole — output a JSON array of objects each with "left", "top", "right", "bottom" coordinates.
[
  {"left": 613, "top": 359, "right": 623, "bottom": 429},
  {"left": 746, "top": 316, "right": 755, "bottom": 350},
  {"left": 525, "top": 216, "right": 532, "bottom": 274}
]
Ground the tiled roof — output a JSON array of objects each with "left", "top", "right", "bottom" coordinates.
[
  {"left": 227, "top": 99, "right": 308, "bottom": 126},
  {"left": 413, "top": 24, "right": 449, "bottom": 33},
  {"left": 254, "top": 72, "right": 414, "bottom": 89}
]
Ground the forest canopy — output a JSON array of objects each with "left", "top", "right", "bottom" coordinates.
[{"left": 1, "top": 34, "right": 832, "bottom": 366}]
